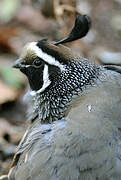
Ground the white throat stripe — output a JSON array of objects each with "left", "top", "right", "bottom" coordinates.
[
  {"left": 38, "top": 64, "right": 51, "bottom": 93},
  {"left": 30, "top": 64, "right": 51, "bottom": 96},
  {"left": 28, "top": 42, "right": 65, "bottom": 72}
]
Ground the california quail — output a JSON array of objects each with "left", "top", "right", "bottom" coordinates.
[{"left": 4, "top": 15, "right": 121, "bottom": 180}]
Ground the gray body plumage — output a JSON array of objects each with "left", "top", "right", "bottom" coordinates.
[
  {"left": 2, "top": 40, "right": 121, "bottom": 180},
  {"left": 9, "top": 65, "right": 121, "bottom": 180}
]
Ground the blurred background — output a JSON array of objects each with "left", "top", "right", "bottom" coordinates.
[{"left": 0, "top": 0, "right": 121, "bottom": 176}]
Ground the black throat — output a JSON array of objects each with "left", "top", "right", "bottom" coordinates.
[{"left": 20, "top": 65, "right": 44, "bottom": 91}]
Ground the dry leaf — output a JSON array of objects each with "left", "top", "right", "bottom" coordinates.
[
  {"left": 0, "top": 118, "right": 24, "bottom": 144},
  {"left": 0, "top": 27, "right": 19, "bottom": 52},
  {"left": 0, "top": 80, "right": 18, "bottom": 105}
]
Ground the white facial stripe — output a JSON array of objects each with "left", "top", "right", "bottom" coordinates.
[
  {"left": 28, "top": 42, "right": 65, "bottom": 72},
  {"left": 30, "top": 64, "right": 51, "bottom": 96},
  {"left": 30, "top": 90, "right": 36, "bottom": 96},
  {"left": 38, "top": 64, "right": 51, "bottom": 93},
  {"left": 25, "top": 65, "right": 30, "bottom": 68}
]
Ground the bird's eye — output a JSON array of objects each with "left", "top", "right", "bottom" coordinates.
[{"left": 33, "top": 59, "right": 42, "bottom": 67}]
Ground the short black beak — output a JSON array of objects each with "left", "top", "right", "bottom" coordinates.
[{"left": 13, "top": 58, "right": 23, "bottom": 69}]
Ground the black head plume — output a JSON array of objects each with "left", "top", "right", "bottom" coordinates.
[{"left": 54, "top": 15, "right": 91, "bottom": 45}]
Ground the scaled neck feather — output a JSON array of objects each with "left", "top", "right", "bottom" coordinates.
[{"left": 25, "top": 59, "right": 102, "bottom": 124}]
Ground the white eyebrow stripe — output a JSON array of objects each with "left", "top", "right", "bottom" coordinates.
[{"left": 28, "top": 42, "right": 65, "bottom": 72}]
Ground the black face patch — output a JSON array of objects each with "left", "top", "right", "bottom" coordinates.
[{"left": 20, "top": 65, "right": 44, "bottom": 91}]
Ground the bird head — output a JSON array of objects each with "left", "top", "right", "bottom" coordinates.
[
  {"left": 13, "top": 39, "right": 79, "bottom": 94},
  {"left": 13, "top": 15, "right": 92, "bottom": 95}
]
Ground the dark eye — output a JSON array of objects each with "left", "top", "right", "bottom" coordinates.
[{"left": 33, "top": 59, "right": 42, "bottom": 67}]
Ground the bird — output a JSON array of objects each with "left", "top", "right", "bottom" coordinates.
[{"left": 2, "top": 15, "right": 121, "bottom": 180}]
